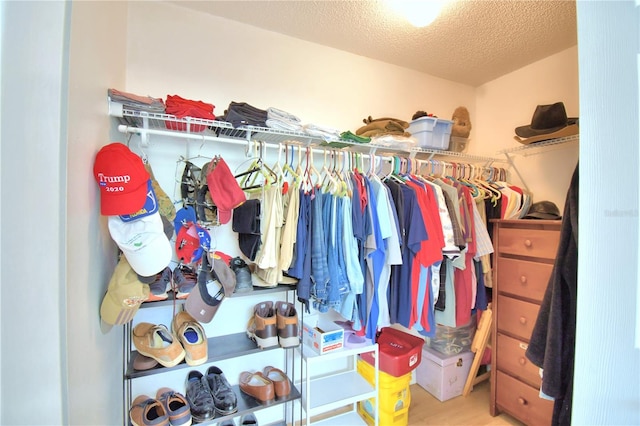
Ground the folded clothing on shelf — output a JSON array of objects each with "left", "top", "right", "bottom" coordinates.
[
  {"left": 303, "top": 123, "right": 341, "bottom": 141},
  {"left": 356, "top": 116, "right": 410, "bottom": 138},
  {"left": 165, "top": 94, "right": 215, "bottom": 131},
  {"left": 220, "top": 101, "right": 268, "bottom": 127},
  {"left": 108, "top": 88, "right": 166, "bottom": 113},
  {"left": 265, "top": 106, "right": 304, "bottom": 132}
]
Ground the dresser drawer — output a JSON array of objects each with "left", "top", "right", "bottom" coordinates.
[
  {"left": 496, "top": 371, "right": 554, "bottom": 426},
  {"left": 497, "top": 257, "right": 552, "bottom": 302},
  {"left": 496, "top": 333, "right": 541, "bottom": 388},
  {"left": 498, "top": 227, "right": 560, "bottom": 259},
  {"left": 497, "top": 296, "right": 539, "bottom": 340}
]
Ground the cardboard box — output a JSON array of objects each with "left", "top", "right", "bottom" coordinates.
[
  {"left": 415, "top": 345, "right": 474, "bottom": 401},
  {"left": 301, "top": 317, "right": 344, "bottom": 355}
]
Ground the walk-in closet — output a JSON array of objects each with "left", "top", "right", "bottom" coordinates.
[{"left": 1, "top": 2, "right": 638, "bottom": 426}]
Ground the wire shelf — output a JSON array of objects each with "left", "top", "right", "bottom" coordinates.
[
  {"left": 498, "top": 134, "right": 579, "bottom": 155},
  {"left": 109, "top": 100, "right": 504, "bottom": 163}
]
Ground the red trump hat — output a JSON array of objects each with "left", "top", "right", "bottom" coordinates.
[{"left": 93, "top": 143, "right": 150, "bottom": 216}]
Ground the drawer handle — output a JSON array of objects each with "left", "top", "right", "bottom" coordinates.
[
  {"left": 518, "top": 397, "right": 528, "bottom": 406},
  {"left": 519, "top": 316, "right": 527, "bottom": 325},
  {"left": 519, "top": 357, "right": 526, "bottom": 366},
  {"left": 524, "top": 239, "right": 532, "bottom": 247},
  {"left": 520, "top": 275, "right": 527, "bottom": 284}
]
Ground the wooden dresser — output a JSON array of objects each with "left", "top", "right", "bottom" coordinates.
[{"left": 490, "top": 219, "right": 561, "bottom": 425}]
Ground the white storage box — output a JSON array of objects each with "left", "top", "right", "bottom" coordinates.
[
  {"left": 415, "top": 345, "right": 473, "bottom": 401},
  {"left": 301, "top": 317, "right": 344, "bottom": 355},
  {"left": 408, "top": 117, "right": 453, "bottom": 150}
]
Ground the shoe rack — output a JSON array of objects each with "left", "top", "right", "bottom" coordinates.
[
  {"left": 123, "top": 286, "right": 302, "bottom": 425},
  {"left": 109, "top": 102, "right": 393, "bottom": 425}
]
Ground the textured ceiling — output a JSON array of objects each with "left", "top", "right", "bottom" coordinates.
[{"left": 168, "top": 0, "right": 577, "bottom": 87}]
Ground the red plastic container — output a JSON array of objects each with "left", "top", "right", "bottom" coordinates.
[{"left": 361, "top": 327, "right": 425, "bottom": 377}]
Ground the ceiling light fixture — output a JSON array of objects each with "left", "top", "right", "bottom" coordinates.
[{"left": 386, "top": 0, "right": 447, "bottom": 28}]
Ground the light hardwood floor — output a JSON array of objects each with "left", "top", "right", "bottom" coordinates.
[{"left": 407, "top": 380, "right": 523, "bottom": 426}]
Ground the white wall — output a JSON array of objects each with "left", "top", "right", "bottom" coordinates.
[
  {"left": 0, "top": 1, "right": 68, "bottom": 424},
  {"left": 125, "top": 2, "right": 476, "bottom": 133},
  {"left": 575, "top": 1, "right": 640, "bottom": 424},
  {"left": 66, "top": 1, "right": 129, "bottom": 424},
  {"left": 475, "top": 46, "right": 580, "bottom": 209}
]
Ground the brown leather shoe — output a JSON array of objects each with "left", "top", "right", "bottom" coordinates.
[
  {"left": 246, "top": 301, "right": 278, "bottom": 349},
  {"left": 263, "top": 366, "right": 291, "bottom": 398},
  {"left": 275, "top": 301, "right": 299, "bottom": 348},
  {"left": 239, "top": 371, "right": 274, "bottom": 402}
]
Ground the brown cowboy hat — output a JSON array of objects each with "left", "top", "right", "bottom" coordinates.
[{"left": 514, "top": 102, "right": 578, "bottom": 145}]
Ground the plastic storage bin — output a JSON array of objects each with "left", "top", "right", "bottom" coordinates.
[
  {"left": 408, "top": 117, "right": 453, "bottom": 150},
  {"left": 360, "top": 327, "right": 425, "bottom": 377},
  {"left": 358, "top": 404, "right": 409, "bottom": 426},
  {"left": 357, "top": 358, "right": 412, "bottom": 413},
  {"left": 425, "top": 314, "right": 476, "bottom": 356},
  {"left": 449, "top": 136, "right": 470, "bottom": 152},
  {"left": 357, "top": 358, "right": 411, "bottom": 426},
  {"left": 416, "top": 345, "right": 474, "bottom": 401}
]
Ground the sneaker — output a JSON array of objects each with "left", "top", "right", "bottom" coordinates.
[
  {"left": 155, "top": 387, "right": 192, "bottom": 426},
  {"left": 129, "top": 395, "right": 169, "bottom": 426},
  {"left": 145, "top": 267, "right": 172, "bottom": 302},
  {"left": 205, "top": 366, "right": 238, "bottom": 416},
  {"left": 172, "top": 311, "right": 208, "bottom": 366},
  {"left": 185, "top": 370, "right": 216, "bottom": 423},
  {"left": 246, "top": 302, "right": 278, "bottom": 349},
  {"left": 275, "top": 301, "right": 299, "bottom": 348},
  {"left": 173, "top": 265, "right": 197, "bottom": 299},
  {"left": 132, "top": 323, "right": 186, "bottom": 368},
  {"left": 230, "top": 257, "right": 253, "bottom": 294}
]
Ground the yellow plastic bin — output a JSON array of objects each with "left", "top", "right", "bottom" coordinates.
[
  {"left": 357, "top": 358, "right": 412, "bottom": 425},
  {"left": 358, "top": 404, "right": 409, "bottom": 426}
]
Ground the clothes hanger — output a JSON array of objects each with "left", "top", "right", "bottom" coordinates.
[
  {"left": 237, "top": 141, "right": 276, "bottom": 191},
  {"left": 282, "top": 143, "right": 299, "bottom": 182},
  {"left": 320, "top": 149, "right": 338, "bottom": 193},
  {"left": 234, "top": 141, "right": 262, "bottom": 181}
]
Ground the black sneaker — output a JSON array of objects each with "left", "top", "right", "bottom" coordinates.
[
  {"left": 230, "top": 257, "right": 253, "bottom": 293},
  {"left": 205, "top": 366, "right": 238, "bottom": 416},
  {"left": 185, "top": 370, "right": 216, "bottom": 423}
]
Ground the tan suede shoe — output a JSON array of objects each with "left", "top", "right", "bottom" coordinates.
[
  {"left": 172, "top": 311, "right": 208, "bottom": 366},
  {"left": 132, "top": 322, "right": 185, "bottom": 368}
]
